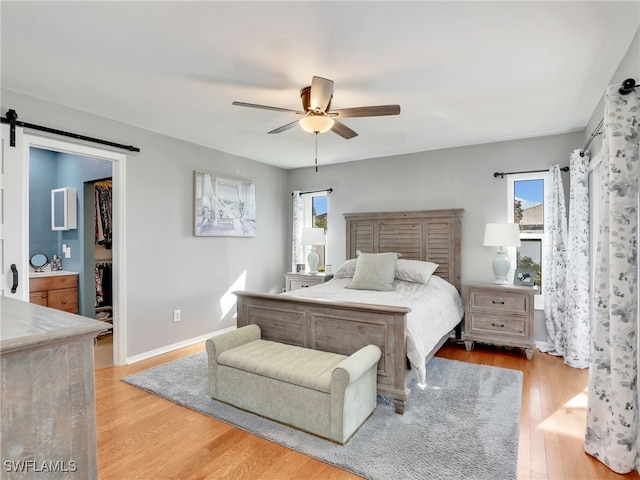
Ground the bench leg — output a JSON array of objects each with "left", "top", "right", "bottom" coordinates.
[{"left": 392, "top": 399, "right": 406, "bottom": 415}]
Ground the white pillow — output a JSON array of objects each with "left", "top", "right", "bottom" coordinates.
[
  {"left": 333, "top": 258, "right": 357, "bottom": 278},
  {"left": 395, "top": 259, "right": 439, "bottom": 284},
  {"left": 347, "top": 252, "right": 399, "bottom": 291}
]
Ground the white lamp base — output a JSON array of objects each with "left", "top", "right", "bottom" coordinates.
[
  {"left": 307, "top": 247, "right": 319, "bottom": 274},
  {"left": 492, "top": 250, "right": 510, "bottom": 284}
]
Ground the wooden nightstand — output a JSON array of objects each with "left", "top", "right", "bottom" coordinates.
[
  {"left": 463, "top": 283, "right": 536, "bottom": 360},
  {"left": 285, "top": 272, "right": 334, "bottom": 292}
]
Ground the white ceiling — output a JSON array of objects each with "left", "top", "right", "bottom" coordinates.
[{"left": 1, "top": 1, "right": 638, "bottom": 169}]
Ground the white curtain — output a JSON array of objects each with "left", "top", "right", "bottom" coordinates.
[
  {"left": 292, "top": 191, "right": 304, "bottom": 272},
  {"left": 543, "top": 165, "right": 569, "bottom": 356},
  {"left": 564, "top": 149, "right": 591, "bottom": 368},
  {"left": 584, "top": 83, "right": 639, "bottom": 474}
]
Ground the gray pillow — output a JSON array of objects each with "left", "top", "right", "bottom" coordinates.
[
  {"left": 395, "top": 259, "right": 439, "bottom": 284},
  {"left": 347, "top": 252, "right": 399, "bottom": 291},
  {"left": 334, "top": 258, "right": 357, "bottom": 278}
]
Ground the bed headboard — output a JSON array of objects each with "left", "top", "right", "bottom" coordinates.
[{"left": 344, "top": 209, "right": 464, "bottom": 293}]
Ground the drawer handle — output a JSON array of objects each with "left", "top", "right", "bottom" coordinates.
[
  {"left": 492, "top": 300, "right": 505, "bottom": 305},
  {"left": 491, "top": 322, "right": 505, "bottom": 328},
  {"left": 61, "top": 300, "right": 67, "bottom": 304}
]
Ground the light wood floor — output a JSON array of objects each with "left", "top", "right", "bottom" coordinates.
[{"left": 95, "top": 341, "right": 640, "bottom": 480}]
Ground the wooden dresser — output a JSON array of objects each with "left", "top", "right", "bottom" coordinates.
[
  {"left": 463, "top": 283, "right": 536, "bottom": 360},
  {"left": 29, "top": 272, "right": 79, "bottom": 314},
  {"left": 1, "top": 296, "right": 111, "bottom": 479}
]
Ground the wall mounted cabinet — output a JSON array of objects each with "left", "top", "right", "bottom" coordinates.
[{"left": 51, "top": 187, "right": 77, "bottom": 230}]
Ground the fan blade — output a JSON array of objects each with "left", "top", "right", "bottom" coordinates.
[
  {"left": 268, "top": 120, "right": 300, "bottom": 134},
  {"left": 331, "top": 119, "right": 358, "bottom": 139},
  {"left": 330, "top": 105, "right": 401, "bottom": 118},
  {"left": 310, "top": 76, "right": 334, "bottom": 112},
  {"left": 232, "top": 101, "right": 304, "bottom": 115}
]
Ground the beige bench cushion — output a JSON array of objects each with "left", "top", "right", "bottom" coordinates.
[{"left": 217, "top": 339, "right": 347, "bottom": 393}]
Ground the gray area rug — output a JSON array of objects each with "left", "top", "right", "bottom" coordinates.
[{"left": 123, "top": 352, "right": 522, "bottom": 480}]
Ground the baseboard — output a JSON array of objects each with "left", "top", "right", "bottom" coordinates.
[{"left": 125, "top": 325, "right": 237, "bottom": 365}]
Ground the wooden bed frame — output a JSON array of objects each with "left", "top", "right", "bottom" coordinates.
[{"left": 235, "top": 209, "right": 464, "bottom": 414}]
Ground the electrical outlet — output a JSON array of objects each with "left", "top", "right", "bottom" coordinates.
[{"left": 173, "top": 310, "right": 181, "bottom": 322}]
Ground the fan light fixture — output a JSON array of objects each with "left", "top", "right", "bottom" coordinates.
[{"left": 299, "top": 115, "right": 334, "bottom": 134}]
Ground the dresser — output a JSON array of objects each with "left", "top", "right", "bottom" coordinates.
[
  {"left": 29, "top": 271, "right": 79, "bottom": 314},
  {"left": 463, "top": 283, "right": 535, "bottom": 360},
  {"left": 285, "top": 272, "right": 334, "bottom": 291},
  {"left": 1, "top": 297, "right": 111, "bottom": 479}
]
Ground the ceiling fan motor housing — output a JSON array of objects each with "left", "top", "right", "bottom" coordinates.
[{"left": 300, "top": 86, "right": 332, "bottom": 113}]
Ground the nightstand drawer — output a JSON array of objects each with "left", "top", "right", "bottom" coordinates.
[
  {"left": 289, "top": 280, "right": 317, "bottom": 290},
  {"left": 468, "top": 290, "right": 530, "bottom": 315},
  {"left": 285, "top": 272, "right": 333, "bottom": 292},
  {"left": 468, "top": 312, "right": 529, "bottom": 338}
]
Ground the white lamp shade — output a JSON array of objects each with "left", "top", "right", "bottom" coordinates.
[
  {"left": 299, "top": 115, "right": 334, "bottom": 134},
  {"left": 301, "top": 227, "right": 326, "bottom": 245},
  {"left": 483, "top": 223, "right": 521, "bottom": 248}
]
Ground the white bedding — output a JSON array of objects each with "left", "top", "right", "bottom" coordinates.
[{"left": 281, "top": 275, "right": 464, "bottom": 384}]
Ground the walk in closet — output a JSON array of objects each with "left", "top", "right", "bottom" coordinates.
[{"left": 94, "top": 179, "right": 113, "bottom": 332}]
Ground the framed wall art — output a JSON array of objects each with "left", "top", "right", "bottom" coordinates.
[{"left": 194, "top": 171, "right": 256, "bottom": 237}]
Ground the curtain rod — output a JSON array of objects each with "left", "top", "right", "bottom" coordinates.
[
  {"left": 1, "top": 109, "right": 140, "bottom": 152},
  {"left": 579, "top": 78, "right": 637, "bottom": 157},
  {"left": 292, "top": 188, "right": 333, "bottom": 196},
  {"left": 580, "top": 118, "right": 604, "bottom": 157},
  {"left": 494, "top": 166, "right": 569, "bottom": 179}
]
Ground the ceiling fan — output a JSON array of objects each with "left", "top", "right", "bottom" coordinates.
[{"left": 232, "top": 76, "right": 400, "bottom": 139}]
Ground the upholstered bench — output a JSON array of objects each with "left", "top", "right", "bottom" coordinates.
[{"left": 206, "top": 324, "right": 381, "bottom": 444}]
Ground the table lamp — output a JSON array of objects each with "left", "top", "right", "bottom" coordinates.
[
  {"left": 483, "top": 223, "right": 521, "bottom": 284},
  {"left": 301, "top": 227, "right": 326, "bottom": 274}
]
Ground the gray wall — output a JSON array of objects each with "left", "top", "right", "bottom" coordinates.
[
  {"left": 287, "top": 132, "right": 583, "bottom": 342},
  {"left": 5, "top": 27, "right": 637, "bottom": 355},
  {"left": 285, "top": 27, "right": 639, "bottom": 345},
  {"left": 2, "top": 89, "right": 289, "bottom": 359}
]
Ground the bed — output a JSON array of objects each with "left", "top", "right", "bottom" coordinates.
[{"left": 235, "top": 209, "right": 464, "bottom": 413}]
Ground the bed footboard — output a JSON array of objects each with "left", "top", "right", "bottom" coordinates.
[{"left": 234, "top": 291, "right": 411, "bottom": 414}]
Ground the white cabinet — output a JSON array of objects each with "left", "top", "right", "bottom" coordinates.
[{"left": 51, "top": 187, "right": 77, "bottom": 230}]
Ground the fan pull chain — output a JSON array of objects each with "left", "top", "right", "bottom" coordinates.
[{"left": 314, "top": 132, "right": 318, "bottom": 172}]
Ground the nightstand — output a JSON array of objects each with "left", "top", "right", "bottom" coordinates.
[
  {"left": 285, "top": 272, "right": 334, "bottom": 291},
  {"left": 463, "top": 283, "right": 535, "bottom": 360}
]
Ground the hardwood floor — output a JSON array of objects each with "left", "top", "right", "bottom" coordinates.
[{"left": 95, "top": 340, "right": 640, "bottom": 480}]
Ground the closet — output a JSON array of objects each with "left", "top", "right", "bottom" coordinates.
[{"left": 94, "top": 179, "right": 113, "bottom": 332}]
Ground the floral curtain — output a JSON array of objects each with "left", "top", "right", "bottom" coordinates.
[
  {"left": 292, "top": 191, "right": 304, "bottom": 272},
  {"left": 543, "top": 165, "right": 569, "bottom": 356},
  {"left": 563, "top": 149, "right": 591, "bottom": 368},
  {"left": 584, "top": 83, "right": 639, "bottom": 474}
]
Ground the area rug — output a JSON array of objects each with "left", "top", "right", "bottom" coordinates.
[{"left": 123, "top": 352, "right": 522, "bottom": 480}]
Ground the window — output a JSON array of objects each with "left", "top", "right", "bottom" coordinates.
[
  {"left": 507, "top": 172, "right": 549, "bottom": 309},
  {"left": 303, "top": 191, "right": 328, "bottom": 270}
]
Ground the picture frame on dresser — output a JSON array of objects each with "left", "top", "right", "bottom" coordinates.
[{"left": 514, "top": 268, "right": 535, "bottom": 286}]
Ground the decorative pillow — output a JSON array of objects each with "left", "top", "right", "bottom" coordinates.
[
  {"left": 395, "top": 259, "right": 439, "bottom": 284},
  {"left": 347, "top": 252, "right": 399, "bottom": 291},
  {"left": 333, "top": 258, "right": 357, "bottom": 278}
]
